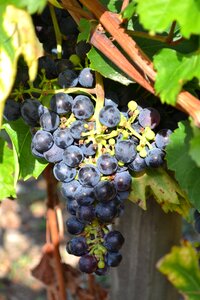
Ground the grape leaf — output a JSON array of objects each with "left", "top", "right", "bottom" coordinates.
[
  {"left": 128, "top": 168, "right": 190, "bottom": 216},
  {"left": 88, "top": 47, "right": 133, "bottom": 85},
  {"left": 153, "top": 49, "right": 200, "bottom": 105},
  {"left": 189, "top": 122, "right": 200, "bottom": 168},
  {"left": 2, "top": 119, "right": 48, "bottom": 182},
  {"left": 0, "top": 4, "right": 43, "bottom": 128},
  {"left": 121, "top": 1, "right": 136, "bottom": 20},
  {"left": 101, "top": 0, "right": 122, "bottom": 12},
  {"left": 77, "top": 18, "right": 94, "bottom": 43},
  {"left": 136, "top": 0, "right": 200, "bottom": 38},
  {"left": 0, "top": 137, "right": 16, "bottom": 200},
  {"left": 157, "top": 242, "right": 200, "bottom": 300},
  {"left": 166, "top": 121, "right": 200, "bottom": 210},
  {"left": 4, "top": 0, "right": 47, "bottom": 14}
]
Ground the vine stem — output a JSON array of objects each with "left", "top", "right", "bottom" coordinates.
[
  {"left": 44, "top": 165, "right": 67, "bottom": 300},
  {"left": 49, "top": 4, "right": 62, "bottom": 59},
  {"left": 121, "top": 0, "right": 130, "bottom": 11}
]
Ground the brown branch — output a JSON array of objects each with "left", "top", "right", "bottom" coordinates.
[
  {"left": 79, "top": 0, "right": 156, "bottom": 80},
  {"left": 90, "top": 28, "right": 155, "bottom": 94},
  {"left": 44, "top": 165, "right": 67, "bottom": 300},
  {"left": 62, "top": 0, "right": 200, "bottom": 126}
]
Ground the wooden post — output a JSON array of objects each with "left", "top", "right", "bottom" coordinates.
[{"left": 110, "top": 199, "right": 182, "bottom": 300}]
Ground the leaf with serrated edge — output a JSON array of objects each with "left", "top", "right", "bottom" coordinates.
[
  {"left": 157, "top": 242, "right": 200, "bottom": 300},
  {"left": 0, "top": 5, "right": 43, "bottom": 127},
  {"left": 77, "top": 18, "right": 93, "bottom": 43},
  {"left": 189, "top": 121, "right": 200, "bottom": 168},
  {"left": 136, "top": 0, "right": 200, "bottom": 38},
  {"left": 0, "top": 138, "right": 16, "bottom": 200},
  {"left": 88, "top": 47, "right": 133, "bottom": 86},
  {"left": 129, "top": 168, "right": 190, "bottom": 216},
  {"left": 3, "top": 119, "right": 48, "bottom": 182},
  {"left": 166, "top": 121, "right": 200, "bottom": 210},
  {"left": 153, "top": 49, "right": 200, "bottom": 105}
]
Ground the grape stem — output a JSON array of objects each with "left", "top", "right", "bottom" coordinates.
[{"left": 49, "top": 4, "right": 63, "bottom": 59}]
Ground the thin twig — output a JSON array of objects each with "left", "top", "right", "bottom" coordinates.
[{"left": 165, "top": 21, "right": 176, "bottom": 43}]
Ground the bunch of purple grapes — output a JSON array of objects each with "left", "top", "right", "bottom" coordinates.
[{"left": 4, "top": 65, "right": 173, "bottom": 275}]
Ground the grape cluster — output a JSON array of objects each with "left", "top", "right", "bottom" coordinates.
[{"left": 4, "top": 64, "right": 173, "bottom": 275}]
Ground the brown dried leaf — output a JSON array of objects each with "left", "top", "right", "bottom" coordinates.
[
  {"left": 31, "top": 244, "right": 55, "bottom": 286},
  {"left": 62, "top": 263, "right": 81, "bottom": 295}
]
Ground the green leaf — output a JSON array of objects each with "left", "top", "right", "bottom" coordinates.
[
  {"left": 136, "top": 0, "right": 200, "bottom": 38},
  {"left": 0, "top": 4, "right": 43, "bottom": 127},
  {"left": 0, "top": 137, "right": 16, "bottom": 200},
  {"left": 77, "top": 18, "right": 94, "bottom": 43},
  {"left": 128, "top": 168, "right": 190, "bottom": 215},
  {"left": 153, "top": 49, "right": 200, "bottom": 105},
  {"left": 121, "top": 1, "right": 136, "bottom": 20},
  {"left": 5, "top": 0, "right": 47, "bottom": 14},
  {"left": 101, "top": 0, "right": 122, "bottom": 12},
  {"left": 48, "top": 0, "right": 63, "bottom": 9},
  {"left": 157, "top": 242, "right": 200, "bottom": 300},
  {"left": 3, "top": 119, "right": 48, "bottom": 182},
  {"left": 88, "top": 47, "right": 134, "bottom": 85},
  {"left": 166, "top": 121, "right": 200, "bottom": 210},
  {"left": 189, "top": 122, "right": 200, "bottom": 167}
]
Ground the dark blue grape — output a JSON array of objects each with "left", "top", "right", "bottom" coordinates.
[
  {"left": 104, "top": 230, "right": 124, "bottom": 251},
  {"left": 81, "top": 141, "right": 97, "bottom": 157},
  {"left": 53, "top": 128, "right": 74, "bottom": 149},
  {"left": 79, "top": 254, "right": 98, "bottom": 273},
  {"left": 155, "top": 129, "right": 172, "bottom": 149},
  {"left": 70, "top": 120, "right": 87, "bottom": 140},
  {"left": 63, "top": 145, "right": 84, "bottom": 168},
  {"left": 118, "top": 191, "right": 129, "bottom": 202},
  {"left": 97, "top": 154, "right": 118, "bottom": 175},
  {"left": 95, "top": 265, "right": 110, "bottom": 276},
  {"left": 21, "top": 99, "right": 44, "bottom": 127},
  {"left": 67, "top": 236, "right": 88, "bottom": 256},
  {"left": 59, "top": 16, "right": 78, "bottom": 35},
  {"left": 66, "top": 199, "right": 78, "bottom": 215},
  {"left": 75, "top": 186, "right": 96, "bottom": 205},
  {"left": 128, "top": 153, "right": 147, "bottom": 172},
  {"left": 75, "top": 41, "right": 91, "bottom": 60},
  {"left": 78, "top": 68, "right": 94, "bottom": 87},
  {"left": 43, "top": 143, "right": 64, "bottom": 163},
  {"left": 38, "top": 55, "right": 57, "bottom": 79},
  {"left": 40, "top": 110, "right": 60, "bottom": 132},
  {"left": 55, "top": 58, "right": 73, "bottom": 75},
  {"left": 76, "top": 205, "right": 95, "bottom": 222},
  {"left": 32, "top": 130, "right": 53, "bottom": 153},
  {"left": 114, "top": 171, "right": 132, "bottom": 192},
  {"left": 105, "top": 251, "right": 122, "bottom": 267},
  {"left": 105, "top": 91, "right": 119, "bottom": 107},
  {"left": 145, "top": 148, "right": 165, "bottom": 168},
  {"left": 31, "top": 142, "right": 45, "bottom": 159},
  {"left": 194, "top": 210, "right": 200, "bottom": 222},
  {"left": 94, "top": 180, "right": 117, "bottom": 202},
  {"left": 53, "top": 161, "right": 76, "bottom": 182},
  {"left": 99, "top": 105, "right": 121, "bottom": 128},
  {"left": 66, "top": 217, "right": 84, "bottom": 235},
  {"left": 138, "top": 107, "right": 160, "bottom": 129},
  {"left": 3, "top": 99, "right": 21, "bottom": 121},
  {"left": 61, "top": 180, "right": 80, "bottom": 200},
  {"left": 131, "top": 121, "right": 144, "bottom": 133},
  {"left": 58, "top": 69, "right": 78, "bottom": 88},
  {"left": 72, "top": 95, "right": 94, "bottom": 120},
  {"left": 50, "top": 93, "right": 72, "bottom": 114},
  {"left": 95, "top": 202, "right": 117, "bottom": 223},
  {"left": 115, "top": 140, "right": 137, "bottom": 164},
  {"left": 78, "top": 164, "right": 101, "bottom": 187}
]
